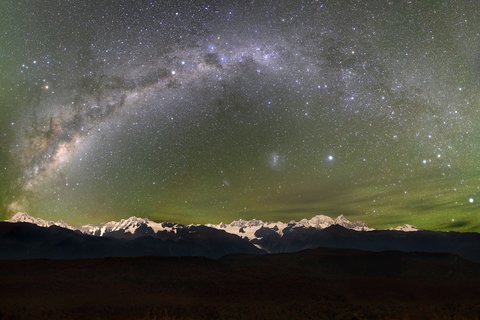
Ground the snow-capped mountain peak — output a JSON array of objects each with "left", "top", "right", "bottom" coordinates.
[
  {"left": 78, "top": 216, "right": 179, "bottom": 237},
  {"left": 109, "top": 216, "right": 150, "bottom": 232},
  {"left": 332, "top": 214, "right": 371, "bottom": 231},
  {"left": 229, "top": 219, "right": 265, "bottom": 228},
  {"left": 297, "top": 215, "right": 335, "bottom": 228},
  {"left": 208, "top": 214, "right": 373, "bottom": 240},
  {"left": 390, "top": 224, "right": 419, "bottom": 232},
  {"left": 8, "top": 212, "right": 74, "bottom": 230}
]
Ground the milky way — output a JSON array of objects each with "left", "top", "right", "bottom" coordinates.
[{"left": 1, "top": 0, "right": 480, "bottom": 230}]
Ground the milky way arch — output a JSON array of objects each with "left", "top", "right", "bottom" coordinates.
[{"left": 1, "top": 0, "right": 479, "bottom": 230}]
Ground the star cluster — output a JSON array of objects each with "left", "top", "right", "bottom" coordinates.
[{"left": 1, "top": 0, "right": 480, "bottom": 230}]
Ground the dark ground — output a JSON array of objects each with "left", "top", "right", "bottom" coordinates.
[{"left": 1, "top": 248, "right": 479, "bottom": 320}]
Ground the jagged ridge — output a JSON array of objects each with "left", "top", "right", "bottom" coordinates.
[{"left": 7, "top": 212, "right": 418, "bottom": 242}]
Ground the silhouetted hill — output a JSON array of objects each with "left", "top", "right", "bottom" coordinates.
[
  {"left": 0, "top": 248, "right": 479, "bottom": 319},
  {"left": 254, "top": 224, "right": 480, "bottom": 262},
  {"left": 0, "top": 222, "right": 263, "bottom": 259}
]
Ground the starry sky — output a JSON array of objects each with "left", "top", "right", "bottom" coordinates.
[{"left": 1, "top": 0, "right": 480, "bottom": 230}]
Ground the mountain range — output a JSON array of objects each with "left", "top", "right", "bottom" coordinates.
[
  {"left": 3, "top": 212, "right": 480, "bottom": 262},
  {"left": 7, "top": 211, "right": 417, "bottom": 239}
]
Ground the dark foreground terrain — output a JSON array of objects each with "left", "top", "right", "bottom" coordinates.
[{"left": 1, "top": 248, "right": 480, "bottom": 320}]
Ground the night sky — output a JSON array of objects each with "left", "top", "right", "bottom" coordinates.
[{"left": 1, "top": 0, "right": 480, "bottom": 230}]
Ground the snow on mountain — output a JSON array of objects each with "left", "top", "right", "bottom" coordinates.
[
  {"left": 7, "top": 212, "right": 74, "bottom": 230},
  {"left": 79, "top": 216, "right": 178, "bottom": 237},
  {"left": 7, "top": 212, "right": 409, "bottom": 241},
  {"left": 208, "top": 219, "right": 289, "bottom": 240},
  {"left": 296, "top": 215, "right": 335, "bottom": 229},
  {"left": 209, "top": 214, "right": 373, "bottom": 240},
  {"left": 333, "top": 214, "right": 372, "bottom": 231},
  {"left": 389, "top": 224, "right": 419, "bottom": 232}
]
